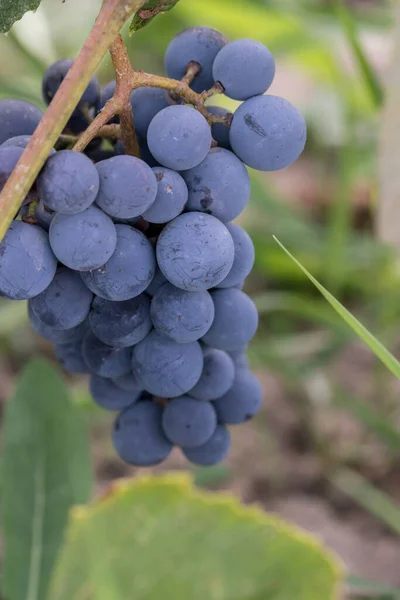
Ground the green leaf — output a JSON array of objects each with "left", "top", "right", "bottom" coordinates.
[
  {"left": 2, "top": 359, "right": 93, "bottom": 600},
  {"left": 0, "top": 0, "right": 41, "bottom": 34},
  {"left": 49, "top": 474, "right": 341, "bottom": 600},
  {"left": 273, "top": 237, "right": 400, "bottom": 381},
  {"left": 130, "top": 0, "right": 181, "bottom": 34}
]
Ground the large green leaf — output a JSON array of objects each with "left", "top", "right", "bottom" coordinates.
[
  {"left": 0, "top": 0, "right": 41, "bottom": 33},
  {"left": 2, "top": 359, "right": 93, "bottom": 600},
  {"left": 49, "top": 474, "right": 341, "bottom": 600}
]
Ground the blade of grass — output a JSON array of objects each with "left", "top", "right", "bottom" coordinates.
[{"left": 273, "top": 236, "right": 400, "bottom": 381}]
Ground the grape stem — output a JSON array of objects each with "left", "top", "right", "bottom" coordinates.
[{"left": 73, "top": 36, "right": 228, "bottom": 153}]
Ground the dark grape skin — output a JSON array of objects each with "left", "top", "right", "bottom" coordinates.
[
  {"left": 89, "top": 294, "right": 152, "bottom": 348},
  {"left": 0, "top": 99, "right": 43, "bottom": 145},
  {"left": 142, "top": 167, "right": 188, "bottom": 224},
  {"left": 216, "top": 223, "right": 255, "bottom": 289},
  {"left": 145, "top": 267, "right": 167, "bottom": 298},
  {"left": 112, "top": 372, "right": 142, "bottom": 393},
  {"left": 189, "top": 348, "right": 235, "bottom": 402},
  {"left": 29, "top": 268, "right": 93, "bottom": 330},
  {"left": 212, "top": 39, "right": 275, "bottom": 101},
  {"left": 183, "top": 148, "right": 250, "bottom": 222},
  {"left": 82, "top": 330, "right": 132, "bottom": 378},
  {"left": 147, "top": 105, "right": 212, "bottom": 171},
  {"left": 182, "top": 425, "right": 230, "bottom": 466},
  {"left": 34, "top": 202, "right": 54, "bottom": 231},
  {"left": 229, "top": 95, "right": 307, "bottom": 172},
  {"left": 162, "top": 396, "right": 217, "bottom": 448},
  {"left": 28, "top": 304, "right": 90, "bottom": 344},
  {"left": 0, "top": 146, "right": 36, "bottom": 204},
  {"left": 156, "top": 212, "right": 235, "bottom": 292},
  {"left": 42, "top": 59, "right": 100, "bottom": 108},
  {"left": 202, "top": 289, "right": 258, "bottom": 351},
  {"left": 81, "top": 225, "right": 156, "bottom": 301},
  {"left": 132, "top": 330, "right": 204, "bottom": 398},
  {"left": 207, "top": 106, "right": 231, "bottom": 150},
  {"left": 0, "top": 221, "right": 57, "bottom": 301},
  {"left": 130, "top": 87, "right": 173, "bottom": 138},
  {"left": 112, "top": 401, "right": 173, "bottom": 467},
  {"left": 37, "top": 150, "right": 100, "bottom": 214},
  {"left": 164, "top": 27, "right": 228, "bottom": 93},
  {"left": 214, "top": 369, "right": 263, "bottom": 425},
  {"left": 89, "top": 375, "right": 140, "bottom": 411},
  {"left": 1, "top": 135, "right": 56, "bottom": 154},
  {"left": 55, "top": 340, "right": 90, "bottom": 374}
]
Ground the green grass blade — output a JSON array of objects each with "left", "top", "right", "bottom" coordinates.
[{"left": 273, "top": 236, "right": 400, "bottom": 381}]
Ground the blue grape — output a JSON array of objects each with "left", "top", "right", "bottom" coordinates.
[
  {"left": 37, "top": 150, "right": 100, "bottom": 214},
  {"left": 162, "top": 396, "right": 217, "bottom": 447},
  {"left": 214, "top": 369, "right": 262, "bottom": 424},
  {"left": 182, "top": 425, "right": 230, "bottom": 465},
  {"left": 228, "top": 348, "right": 248, "bottom": 371},
  {"left": 95, "top": 155, "right": 158, "bottom": 219},
  {"left": 0, "top": 221, "right": 56, "bottom": 300},
  {"left": 142, "top": 167, "right": 188, "bottom": 224},
  {"left": 89, "top": 375, "right": 140, "bottom": 411},
  {"left": 42, "top": 59, "right": 100, "bottom": 107},
  {"left": 145, "top": 266, "right": 167, "bottom": 297},
  {"left": 112, "top": 372, "right": 142, "bottom": 393},
  {"left": 82, "top": 330, "right": 132, "bottom": 378},
  {"left": 137, "top": 136, "right": 159, "bottom": 168},
  {"left": 183, "top": 148, "right": 250, "bottom": 222},
  {"left": 99, "top": 81, "right": 118, "bottom": 124},
  {"left": 229, "top": 95, "right": 307, "bottom": 171},
  {"left": 164, "top": 27, "right": 228, "bottom": 93},
  {"left": 29, "top": 304, "right": 90, "bottom": 344},
  {"left": 49, "top": 206, "right": 117, "bottom": 271},
  {"left": 189, "top": 348, "right": 235, "bottom": 401},
  {"left": 216, "top": 223, "right": 255, "bottom": 288},
  {"left": 29, "top": 267, "right": 92, "bottom": 330},
  {"left": 81, "top": 225, "right": 155, "bottom": 300},
  {"left": 0, "top": 135, "right": 55, "bottom": 155},
  {"left": 0, "top": 99, "right": 43, "bottom": 145},
  {"left": 34, "top": 201, "right": 54, "bottom": 231},
  {"left": 55, "top": 340, "right": 89, "bottom": 374},
  {"left": 212, "top": 39, "right": 275, "bottom": 101},
  {"left": 130, "top": 87, "right": 173, "bottom": 137},
  {"left": 112, "top": 401, "right": 172, "bottom": 466},
  {"left": 147, "top": 105, "right": 211, "bottom": 171},
  {"left": 207, "top": 106, "right": 231, "bottom": 149},
  {"left": 0, "top": 147, "right": 36, "bottom": 203},
  {"left": 89, "top": 294, "right": 152, "bottom": 347},
  {"left": 150, "top": 282, "right": 214, "bottom": 343},
  {"left": 132, "top": 330, "right": 203, "bottom": 397},
  {"left": 156, "top": 212, "right": 234, "bottom": 291},
  {"left": 202, "top": 289, "right": 258, "bottom": 351}
]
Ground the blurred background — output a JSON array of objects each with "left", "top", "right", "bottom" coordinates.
[{"left": 1, "top": 0, "right": 399, "bottom": 597}]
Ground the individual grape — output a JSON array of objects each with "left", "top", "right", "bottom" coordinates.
[
  {"left": 189, "top": 348, "right": 235, "bottom": 401},
  {"left": 202, "top": 289, "right": 258, "bottom": 351},
  {"left": 42, "top": 59, "right": 100, "bottom": 107},
  {"left": 34, "top": 201, "right": 54, "bottom": 231},
  {"left": 214, "top": 369, "right": 262, "bottom": 424},
  {"left": 1, "top": 135, "right": 55, "bottom": 155},
  {"left": 147, "top": 105, "right": 211, "bottom": 171},
  {"left": 55, "top": 340, "right": 89, "bottom": 374},
  {"left": 145, "top": 266, "right": 167, "bottom": 297},
  {"left": 130, "top": 87, "right": 173, "bottom": 138},
  {"left": 183, "top": 148, "right": 250, "bottom": 222},
  {"left": 137, "top": 136, "right": 159, "bottom": 168},
  {"left": 156, "top": 212, "right": 234, "bottom": 292},
  {"left": 29, "top": 267, "right": 93, "bottom": 329},
  {"left": 228, "top": 348, "right": 248, "bottom": 371},
  {"left": 95, "top": 155, "right": 158, "bottom": 219},
  {"left": 89, "top": 375, "right": 140, "bottom": 411},
  {"left": 162, "top": 396, "right": 217, "bottom": 447},
  {"left": 0, "top": 221, "right": 57, "bottom": 300},
  {"left": 99, "top": 81, "right": 118, "bottom": 123},
  {"left": 112, "top": 372, "right": 142, "bottom": 393},
  {"left": 81, "top": 225, "right": 155, "bottom": 301},
  {"left": 0, "top": 146, "right": 36, "bottom": 203},
  {"left": 141, "top": 167, "right": 188, "bottom": 224},
  {"left": 182, "top": 425, "right": 230, "bottom": 465},
  {"left": 150, "top": 283, "right": 214, "bottom": 343},
  {"left": 0, "top": 99, "right": 43, "bottom": 145},
  {"left": 37, "top": 150, "right": 100, "bottom": 214},
  {"left": 112, "top": 401, "right": 172, "bottom": 466},
  {"left": 89, "top": 295, "right": 152, "bottom": 347},
  {"left": 49, "top": 206, "right": 117, "bottom": 271},
  {"left": 132, "top": 330, "right": 203, "bottom": 397},
  {"left": 28, "top": 304, "right": 90, "bottom": 344},
  {"left": 207, "top": 106, "right": 231, "bottom": 150},
  {"left": 212, "top": 39, "right": 275, "bottom": 101},
  {"left": 216, "top": 223, "right": 255, "bottom": 288},
  {"left": 82, "top": 330, "right": 132, "bottom": 378},
  {"left": 229, "top": 95, "right": 307, "bottom": 171},
  {"left": 164, "top": 27, "right": 228, "bottom": 93}
]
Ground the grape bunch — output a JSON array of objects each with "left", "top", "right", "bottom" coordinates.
[{"left": 0, "top": 27, "right": 306, "bottom": 468}]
